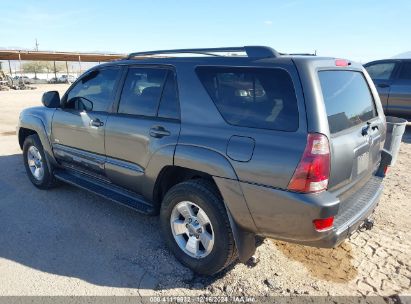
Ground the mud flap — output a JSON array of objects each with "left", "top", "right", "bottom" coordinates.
[
  {"left": 225, "top": 207, "right": 256, "bottom": 263},
  {"left": 376, "top": 149, "right": 392, "bottom": 178}
]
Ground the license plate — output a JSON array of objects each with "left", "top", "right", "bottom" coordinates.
[{"left": 357, "top": 152, "right": 369, "bottom": 175}]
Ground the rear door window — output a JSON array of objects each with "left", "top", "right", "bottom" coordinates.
[
  {"left": 319, "top": 71, "right": 377, "bottom": 134},
  {"left": 118, "top": 68, "right": 168, "bottom": 117},
  {"left": 365, "top": 62, "right": 395, "bottom": 80},
  {"left": 196, "top": 67, "right": 299, "bottom": 131}
]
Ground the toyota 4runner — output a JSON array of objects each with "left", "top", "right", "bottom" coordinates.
[{"left": 17, "top": 46, "right": 391, "bottom": 275}]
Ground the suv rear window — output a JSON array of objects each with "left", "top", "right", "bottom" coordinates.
[
  {"left": 318, "top": 71, "right": 377, "bottom": 134},
  {"left": 196, "top": 67, "right": 299, "bottom": 131}
]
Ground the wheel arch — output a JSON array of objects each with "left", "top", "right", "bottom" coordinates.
[
  {"left": 18, "top": 114, "right": 58, "bottom": 168},
  {"left": 154, "top": 144, "right": 258, "bottom": 262}
]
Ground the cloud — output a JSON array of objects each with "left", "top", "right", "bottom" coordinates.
[{"left": 264, "top": 20, "right": 273, "bottom": 26}]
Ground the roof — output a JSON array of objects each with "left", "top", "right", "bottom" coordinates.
[{"left": 0, "top": 50, "right": 126, "bottom": 62}]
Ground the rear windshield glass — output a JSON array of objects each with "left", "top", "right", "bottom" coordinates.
[
  {"left": 196, "top": 67, "right": 299, "bottom": 131},
  {"left": 318, "top": 71, "right": 377, "bottom": 134}
]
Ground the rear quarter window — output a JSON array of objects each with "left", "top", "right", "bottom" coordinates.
[
  {"left": 318, "top": 70, "right": 377, "bottom": 134},
  {"left": 196, "top": 67, "right": 299, "bottom": 131}
]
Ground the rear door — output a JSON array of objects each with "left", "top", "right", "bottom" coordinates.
[
  {"left": 318, "top": 69, "right": 384, "bottom": 195},
  {"left": 386, "top": 60, "right": 411, "bottom": 117},
  {"left": 104, "top": 66, "right": 180, "bottom": 194}
]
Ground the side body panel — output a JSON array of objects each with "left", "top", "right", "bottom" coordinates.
[
  {"left": 173, "top": 59, "right": 307, "bottom": 234},
  {"left": 175, "top": 59, "right": 307, "bottom": 189}
]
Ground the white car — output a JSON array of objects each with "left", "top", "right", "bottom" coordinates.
[{"left": 58, "top": 75, "right": 76, "bottom": 83}]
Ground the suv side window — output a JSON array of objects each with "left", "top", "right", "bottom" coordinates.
[
  {"left": 118, "top": 68, "right": 168, "bottom": 116},
  {"left": 398, "top": 62, "right": 411, "bottom": 80},
  {"left": 196, "top": 67, "right": 299, "bottom": 131},
  {"left": 66, "top": 67, "right": 120, "bottom": 112},
  {"left": 365, "top": 62, "right": 396, "bottom": 80},
  {"left": 157, "top": 71, "right": 179, "bottom": 119}
]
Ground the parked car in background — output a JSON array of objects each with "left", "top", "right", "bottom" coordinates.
[
  {"left": 364, "top": 59, "right": 411, "bottom": 118},
  {"left": 13, "top": 76, "right": 32, "bottom": 84},
  {"left": 58, "top": 75, "right": 76, "bottom": 83}
]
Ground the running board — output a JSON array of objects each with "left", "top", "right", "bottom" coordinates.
[{"left": 54, "top": 169, "right": 155, "bottom": 215}]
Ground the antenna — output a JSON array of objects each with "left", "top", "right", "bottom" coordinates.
[{"left": 35, "top": 38, "right": 39, "bottom": 51}]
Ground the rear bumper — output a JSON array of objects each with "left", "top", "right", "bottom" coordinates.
[{"left": 240, "top": 175, "right": 383, "bottom": 247}]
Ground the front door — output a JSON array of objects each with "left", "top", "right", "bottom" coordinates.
[
  {"left": 364, "top": 61, "right": 397, "bottom": 111},
  {"left": 104, "top": 66, "right": 181, "bottom": 195},
  {"left": 51, "top": 67, "right": 122, "bottom": 174}
]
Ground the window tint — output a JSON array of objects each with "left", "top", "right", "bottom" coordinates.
[
  {"left": 398, "top": 62, "right": 411, "bottom": 80},
  {"left": 365, "top": 62, "right": 395, "bottom": 80},
  {"left": 66, "top": 68, "right": 120, "bottom": 112},
  {"left": 196, "top": 67, "right": 299, "bottom": 131},
  {"left": 319, "top": 71, "right": 377, "bottom": 134},
  {"left": 119, "top": 68, "right": 167, "bottom": 116},
  {"left": 157, "top": 72, "right": 179, "bottom": 119}
]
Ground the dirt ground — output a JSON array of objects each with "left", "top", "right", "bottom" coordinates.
[{"left": 0, "top": 84, "right": 410, "bottom": 298}]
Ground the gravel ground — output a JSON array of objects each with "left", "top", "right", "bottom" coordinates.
[{"left": 0, "top": 85, "right": 410, "bottom": 298}]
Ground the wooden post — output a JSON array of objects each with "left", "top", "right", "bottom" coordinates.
[
  {"left": 18, "top": 53, "right": 24, "bottom": 85},
  {"left": 78, "top": 55, "right": 82, "bottom": 74},
  {"left": 53, "top": 61, "right": 57, "bottom": 82},
  {"left": 8, "top": 60, "right": 12, "bottom": 76},
  {"left": 65, "top": 61, "right": 69, "bottom": 83}
]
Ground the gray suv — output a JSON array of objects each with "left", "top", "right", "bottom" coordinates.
[
  {"left": 364, "top": 59, "right": 411, "bottom": 118},
  {"left": 17, "top": 46, "right": 390, "bottom": 275}
]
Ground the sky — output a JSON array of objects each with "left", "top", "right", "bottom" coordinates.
[{"left": 0, "top": 0, "right": 410, "bottom": 63}]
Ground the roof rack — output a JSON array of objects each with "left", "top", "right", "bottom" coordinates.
[{"left": 127, "top": 46, "right": 279, "bottom": 60}]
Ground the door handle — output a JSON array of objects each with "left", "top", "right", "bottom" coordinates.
[
  {"left": 377, "top": 83, "right": 390, "bottom": 88},
  {"left": 362, "top": 122, "right": 371, "bottom": 136},
  {"left": 90, "top": 119, "right": 104, "bottom": 127},
  {"left": 149, "top": 126, "right": 170, "bottom": 138}
]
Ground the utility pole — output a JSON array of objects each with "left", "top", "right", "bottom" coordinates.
[{"left": 34, "top": 39, "right": 39, "bottom": 79}]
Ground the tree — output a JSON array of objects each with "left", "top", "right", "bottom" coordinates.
[{"left": 23, "top": 61, "right": 65, "bottom": 78}]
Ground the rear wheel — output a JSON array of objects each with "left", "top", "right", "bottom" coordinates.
[
  {"left": 23, "top": 134, "right": 57, "bottom": 189},
  {"left": 160, "top": 179, "right": 237, "bottom": 275}
]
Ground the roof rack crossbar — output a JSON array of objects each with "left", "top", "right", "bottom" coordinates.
[{"left": 127, "top": 46, "right": 279, "bottom": 59}]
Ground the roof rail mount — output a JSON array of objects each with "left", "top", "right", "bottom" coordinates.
[{"left": 127, "top": 46, "right": 279, "bottom": 60}]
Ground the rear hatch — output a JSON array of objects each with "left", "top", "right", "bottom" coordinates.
[
  {"left": 294, "top": 57, "right": 386, "bottom": 221},
  {"left": 315, "top": 65, "right": 385, "bottom": 215}
]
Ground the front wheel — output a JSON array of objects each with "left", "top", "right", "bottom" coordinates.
[
  {"left": 23, "top": 134, "right": 57, "bottom": 189},
  {"left": 160, "top": 179, "right": 237, "bottom": 275}
]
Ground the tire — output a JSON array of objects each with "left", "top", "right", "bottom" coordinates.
[
  {"left": 160, "top": 179, "right": 237, "bottom": 275},
  {"left": 23, "top": 134, "right": 57, "bottom": 189}
]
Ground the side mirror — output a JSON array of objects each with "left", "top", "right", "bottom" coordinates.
[{"left": 42, "top": 91, "right": 60, "bottom": 108}]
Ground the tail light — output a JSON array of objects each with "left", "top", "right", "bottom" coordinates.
[
  {"left": 335, "top": 59, "right": 350, "bottom": 66},
  {"left": 288, "top": 133, "right": 330, "bottom": 193},
  {"left": 313, "top": 216, "right": 334, "bottom": 231}
]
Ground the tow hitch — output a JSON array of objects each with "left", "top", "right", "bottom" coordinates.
[{"left": 359, "top": 218, "right": 374, "bottom": 231}]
